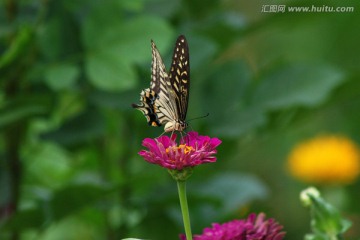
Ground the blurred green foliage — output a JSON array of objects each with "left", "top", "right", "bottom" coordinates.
[
  {"left": 1, "top": 0, "right": 360, "bottom": 239},
  {"left": 300, "top": 187, "right": 352, "bottom": 240}
]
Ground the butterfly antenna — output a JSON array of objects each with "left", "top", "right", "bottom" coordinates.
[{"left": 187, "top": 113, "right": 210, "bottom": 122}]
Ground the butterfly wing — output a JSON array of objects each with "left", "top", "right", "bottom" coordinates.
[
  {"left": 131, "top": 88, "right": 161, "bottom": 127},
  {"left": 150, "top": 40, "right": 178, "bottom": 126},
  {"left": 132, "top": 36, "right": 190, "bottom": 132},
  {"left": 150, "top": 40, "right": 168, "bottom": 96},
  {"left": 168, "top": 35, "right": 190, "bottom": 122},
  {"left": 132, "top": 40, "right": 176, "bottom": 127}
]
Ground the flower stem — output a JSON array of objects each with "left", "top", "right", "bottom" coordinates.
[{"left": 177, "top": 180, "right": 192, "bottom": 240}]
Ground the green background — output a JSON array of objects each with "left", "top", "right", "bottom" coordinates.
[{"left": 1, "top": 0, "right": 360, "bottom": 239}]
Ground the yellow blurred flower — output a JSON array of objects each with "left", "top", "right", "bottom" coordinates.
[{"left": 287, "top": 135, "right": 360, "bottom": 185}]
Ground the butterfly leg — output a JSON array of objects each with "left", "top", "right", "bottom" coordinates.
[{"left": 157, "top": 131, "right": 167, "bottom": 139}]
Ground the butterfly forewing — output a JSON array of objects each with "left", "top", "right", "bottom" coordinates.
[
  {"left": 150, "top": 41, "right": 168, "bottom": 97},
  {"left": 169, "top": 35, "right": 190, "bottom": 121},
  {"left": 150, "top": 41, "right": 178, "bottom": 126}
]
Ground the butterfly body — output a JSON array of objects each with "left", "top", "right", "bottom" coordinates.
[
  {"left": 164, "top": 119, "right": 188, "bottom": 133},
  {"left": 132, "top": 35, "right": 190, "bottom": 133}
]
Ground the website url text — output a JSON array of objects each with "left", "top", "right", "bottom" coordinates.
[{"left": 261, "top": 5, "right": 354, "bottom": 13}]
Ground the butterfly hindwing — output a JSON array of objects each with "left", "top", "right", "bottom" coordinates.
[
  {"left": 131, "top": 89, "right": 161, "bottom": 127},
  {"left": 132, "top": 35, "right": 190, "bottom": 133}
]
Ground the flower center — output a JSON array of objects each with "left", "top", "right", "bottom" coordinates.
[{"left": 166, "top": 144, "right": 194, "bottom": 154}]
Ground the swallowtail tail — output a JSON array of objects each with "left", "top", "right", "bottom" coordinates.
[{"left": 132, "top": 35, "right": 190, "bottom": 133}]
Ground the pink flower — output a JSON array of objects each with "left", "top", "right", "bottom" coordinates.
[
  {"left": 138, "top": 132, "right": 221, "bottom": 170},
  {"left": 180, "top": 213, "right": 286, "bottom": 240}
]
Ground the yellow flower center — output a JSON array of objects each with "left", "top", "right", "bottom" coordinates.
[
  {"left": 287, "top": 135, "right": 360, "bottom": 185},
  {"left": 166, "top": 144, "right": 194, "bottom": 154}
]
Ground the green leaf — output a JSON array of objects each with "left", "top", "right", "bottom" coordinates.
[
  {"left": 35, "top": 1, "right": 82, "bottom": 63},
  {"left": 179, "top": 173, "right": 268, "bottom": 229},
  {"left": 304, "top": 234, "right": 327, "bottom": 240},
  {"left": 211, "top": 106, "right": 267, "bottom": 138},
  {"left": 0, "top": 105, "right": 46, "bottom": 128},
  {"left": 86, "top": 52, "right": 136, "bottom": 91},
  {"left": 310, "top": 194, "right": 351, "bottom": 236},
  {"left": 201, "top": 60, "right": 250, "bottom": 113},
  {"left": 3, "top": 184, "right": 112, "bottom": 232},
  {"left": 38, "top": 214, "right": 104, "bottom": 240},
  {"left": 83, "top": 11, "right": 175, "bottom": 91},
  {"left": 187, "top": 35, "right": 218, "bottom": 72},
  {"left": 44, "top": 63, "right": 79, "bottom": 90},
  {"left": 201, "top": 61, "right": 264, "bottom": 137},
  {"left": 89, "top": 89, "right": 138, "bottom": 110},
  {"left": 83, "top": 14, "right": 174, "bottom": 63},
  {"left": 4, "top": 208, "right": 45, "bottom": 231},
  {"left": 302, "top": 187, "right": 352, "bottom": 238},
  {"left": 115, "top": 15, "right": 175, "bottom": 63},
  {"left": 50, "top": 184, "right": 113, "bottom": 220},
  {"left": 41, "top": 109, "right": 106, "bottom": 146},
  {"left": 81, "top": 2, "right": 123, "bottom": 49},
  {"left": 193, "top": 173, "right": 268, "bottom": 214},
  {"left": 117, "top": 0, "right": 145, "bottom": 12},
  {"left": 252, "top": 64, "right": 345, "bottom": 109},
  {"left": 0, "top": 94, "right": 52, "bottom": 128},
  {"left": 24, "top": 142, "right": 72, "bottom": 189},
  {"left": 0, "top": 25, "right": 34, "bottom": 70},
  {"left": 143, "top": 0, "right": 181, "bottom": 18}
]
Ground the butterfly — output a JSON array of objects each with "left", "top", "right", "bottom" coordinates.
[{"left": 132, "top": 35, "right": 190, "bottom": 133}]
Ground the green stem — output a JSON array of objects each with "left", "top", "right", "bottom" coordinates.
[{"left": 177, "top": 180, "right": 192, "bottom": 240}]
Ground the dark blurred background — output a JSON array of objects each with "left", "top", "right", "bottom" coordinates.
[{"left": 1, "top": 0, "right": 360, "bottom": 239}]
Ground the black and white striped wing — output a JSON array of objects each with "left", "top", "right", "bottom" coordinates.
[
  {"left": 150, "top": 40, "right": 178, "bottom": 126},
  {"left": 131, "top": 88, "right": 160, "bottom": 127},
  {"left": 132, "top": 35, "right": 190, "bottom": 132}
]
